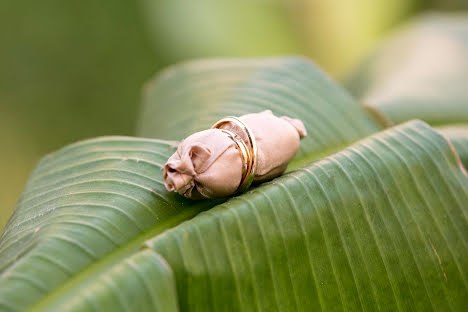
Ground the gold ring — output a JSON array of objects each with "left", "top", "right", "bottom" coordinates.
[{"left": 211, "top": 116, "right": 258, "bottom": 193}]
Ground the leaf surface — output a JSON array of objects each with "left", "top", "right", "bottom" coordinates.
[
  {"left": 3, "top": 57, "right": 467, "bottom": 311},
  {"left": 28, "top": 121, "right": 468, "bottom": 311},
  {"left": 0, "top": 137, "right": 216, "bottom": 311},
  {"left": 146, "top": 121, "right": 468, "bottom": 311},
  {"left": 36, "top": 250, "right": 179, "bottom": 312},
  {"left": 0, "top": 58, "right": 378, "bottom": 311}
]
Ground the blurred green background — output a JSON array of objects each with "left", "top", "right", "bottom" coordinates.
[{"left": 0, "top": 0, "right": 466, "bottom": 230}]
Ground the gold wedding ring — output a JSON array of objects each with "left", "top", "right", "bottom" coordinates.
[{"left": 211, "top": 116, "right": 258, "bottom": 193}]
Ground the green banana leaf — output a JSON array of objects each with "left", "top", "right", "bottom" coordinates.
[
  {"left": 0, "top": 137, "right": 214, "bottom": 311},
  {"left": 33, "top": 121, "right": 468, "bottom": 311},
  {"left": 144, "top": 120, "right": 468, "bottom": 311},
  {"left": 346, "top": 13, "right": 468, "bottom": 127},
  {"left": 0, "top": 58, "right": 379, "bottom": 311},
  {"left": 1, "top": 57, "right": 467, "bottom": 311}
]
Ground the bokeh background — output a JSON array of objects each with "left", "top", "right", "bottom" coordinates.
[{"left": 1, "top": 0, "right": 466, "bottom": 230}]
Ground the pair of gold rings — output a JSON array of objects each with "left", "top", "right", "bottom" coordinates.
[{"left": 211, "top": 117, "right": 258, "bottom": 193}]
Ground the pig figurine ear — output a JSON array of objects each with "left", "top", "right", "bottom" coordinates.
[
  {"left": 188, "top": 144, "right": 212, "bottom": 172},
  {"left": 281, "top": 116, "right": 307, "bottom": 138},
  {"left": 166, "top": 143, "right": 212, "bottom": 174}
]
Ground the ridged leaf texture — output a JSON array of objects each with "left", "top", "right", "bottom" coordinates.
[
  {"left": 0, "top": 137, "right": 215, "bottom": 311},
  {"left": 29, "top": 121, "right": 468, "bottom": 312},
  {"left": 145, "top": 121, "right": 468, "bottom": 311},
  {"left": 0, "top": 57, "right": 379, "bottom": 311},
  {"left": 0, "top": 57, "right": 467, "bottom": 311}
]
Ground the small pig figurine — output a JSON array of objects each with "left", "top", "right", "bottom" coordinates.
[{"left": 163, "top": 110, "right": 307, "bottom": 199}]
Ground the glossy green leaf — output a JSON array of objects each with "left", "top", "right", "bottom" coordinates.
[
  {"left": 146, "top": 121, "right": 468, "bottom": 311},
  {"left": 2, "top": 58, "right": 467, "bottom": 311},
  {"left": 0, "top": 137, "right": 216, "bottom": 311},
  {"left": 0, "top": 58, "right": 379, "bottom": 311},
  {"left": 347, "top": 13, "right": 468, "bottom": 126},
  {"left": 36, "top": 250, "right": 179, "bottom": 312}
]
